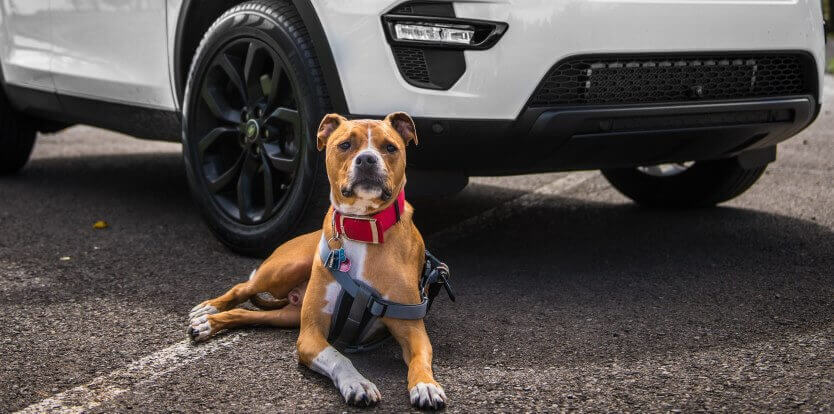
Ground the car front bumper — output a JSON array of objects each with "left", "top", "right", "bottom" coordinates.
[
  {"left": 315, "top": 1, "right": 824, "bottom": 174},
  {"left": 405, "top": 95, "right": 818, "bottom": 174}
]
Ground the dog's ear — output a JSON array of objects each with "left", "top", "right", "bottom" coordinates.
[
  {"left": 384, "top": 112, "right": 418, "bottom": 147},
  {"left": 317, "top": 113, "right": 346, "bottom": 151}
]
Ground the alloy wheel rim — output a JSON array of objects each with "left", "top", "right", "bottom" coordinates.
[
  {"left": 636, "top": 162, "right": 695, "bottom": 177},
  {"left": 193, "top": 38, "right": 302, "bottom": 225}
]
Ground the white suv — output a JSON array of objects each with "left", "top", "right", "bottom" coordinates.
[{"left": 0, "top": 1, "right": 825, "bottom": 255}]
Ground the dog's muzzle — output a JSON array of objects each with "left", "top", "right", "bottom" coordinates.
[{"left": 346, "top": 154, "right": 390, "bottom": 199}]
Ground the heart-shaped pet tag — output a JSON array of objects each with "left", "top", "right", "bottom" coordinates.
[{"left": 339, "top": 258, "right": 351, "bottom": 272}]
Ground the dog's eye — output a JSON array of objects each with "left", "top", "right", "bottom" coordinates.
[
  {"left": 338, "top": 141, "right": 351, "bottom": 151},
  {"left": 385, "top": 144, "right": 398, "bottom": 153}
]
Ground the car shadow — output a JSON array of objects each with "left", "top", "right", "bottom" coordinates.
[{"left": 354, "top": 187, "right": 834, "bottom": 378}]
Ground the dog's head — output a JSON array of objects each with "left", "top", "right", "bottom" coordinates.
[{"left": 316, "top": 112, "right": 417, "bottom": 215}]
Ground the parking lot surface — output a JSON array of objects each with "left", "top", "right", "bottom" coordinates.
[{"left": 2, "top": 84, "right": 833, "bottom": 412}]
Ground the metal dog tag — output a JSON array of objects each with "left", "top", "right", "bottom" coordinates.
[
  {"left": 339, "top": 258, "right": 351, "bottom": 272},
  {"left": 326, "top": 248, "right": 347, "bottom": 271}
]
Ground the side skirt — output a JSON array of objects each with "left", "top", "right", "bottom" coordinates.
[{"left": 4, "top": 84, "right": 182, "bottom": 141}]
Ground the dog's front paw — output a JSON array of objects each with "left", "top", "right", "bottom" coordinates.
[
  {"left": 188, "top": 301, "right": 218, "bottom": 320},
  {"left": 339, "top": 378, "right": 381, "bottom": 407},
  {"left": 187, "top": 314, "right": 214, "bottom": 343},
  {"left": 410, "top": 382, "right": 447, "bottom": 410}
]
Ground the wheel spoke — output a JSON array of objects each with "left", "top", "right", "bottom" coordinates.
[
  {"left": 243, "top": 42, "right": 259, "bottom": 84},
  {"left": 217, "top": 53, "right": 247, "bottom": 103},
  {"left": 264, "top": 148, "right": 295, "bottom": 172},
  {"left": 208, "top": 152, "right": 244, "bottom": 193},
  {"left": 198, "top": 126, "right": 238, "bottom": 155},
  {"left": 243, "top": 42, "right": 267, "bottom": 104},
  {"left": 266, "top": 107, "right": 300, "bottom": 128},
  {"left": 236, "top": 154, "right": 259, "bottom": 224},
  {"left": 259, "top": 150, "right": 275, "bottom": 217},
  {"left": 201, "top": 82, "right": 241, "bottom": 124},
  {"left": 266, "top": 64, "right": 283, "bottom": 109}
]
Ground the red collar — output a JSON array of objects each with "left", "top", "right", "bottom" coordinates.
[{"left": 333, "top": 191, "right": 405, "bottom": 244}]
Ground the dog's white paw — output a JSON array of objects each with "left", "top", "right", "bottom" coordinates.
[
  {"left": 339, "top": 378, "right": 381, "bottom": 407},
  {"left": 187, "top": 314, "right": 213, "bottom": 342},
  {"left": 410, "top": 382, "right": 447, "bottom": 410},
  {"left": 188, "top": 302, "right": 218, "bottom": 320}
]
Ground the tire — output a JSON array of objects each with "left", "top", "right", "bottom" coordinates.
[
  {"left": 0, "top": 90, "right": 36, "bottom": 175},
  {"left": 601, "top": 157, "right": 768, "bottom": 208},
  {"left": 182, "top": 0, "right": 330, "bottom": 257}
]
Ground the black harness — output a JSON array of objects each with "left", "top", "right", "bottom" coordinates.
[{"left": 320, "top": 245, "right": 455, "bottom": 353}]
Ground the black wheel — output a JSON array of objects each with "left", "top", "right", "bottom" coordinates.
[
  {"left": 182, "top": 0, "right": 329, "bottom": 256},
  {"left": 0, "top": 90, "right": 36, "bottom": 175},
  {"left": 601, "top": 158, "right": 768, "bottom": 208}
]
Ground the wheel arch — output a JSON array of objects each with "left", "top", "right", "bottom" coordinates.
[{"left": 173, "top": 0, "right": 347, "bottom": 113}]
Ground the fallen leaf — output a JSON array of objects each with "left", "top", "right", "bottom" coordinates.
[{"left": 93, "top": 220, "right": 108, "bottom": 229}]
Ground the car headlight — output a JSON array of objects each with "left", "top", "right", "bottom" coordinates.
[
  {"left": 393, "top": 23, "right": 475, "bottom": 46},
  {"left": 382, "top": 14, "right": 507, "bottom": 50}
]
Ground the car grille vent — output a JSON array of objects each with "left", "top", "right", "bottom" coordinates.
[
  {"left": 529, "top": 54, "right": 810, "bottom": 107},
  {"left": 392, "top": 47, "right": 431, "bottom": 84}
]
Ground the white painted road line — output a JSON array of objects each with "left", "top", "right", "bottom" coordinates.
[
  {"left": 430, "top": 171, "right": 597, "bottom": 247},
  {"left": 15, "top": 172, "right": 596, "bottom": 413},
  {"left": 14, "top": 333, "right": 246, "bottom": 414}
]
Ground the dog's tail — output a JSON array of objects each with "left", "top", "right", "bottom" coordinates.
[{"left": 247, "top": 269, "right": 289, "bottom": 310}]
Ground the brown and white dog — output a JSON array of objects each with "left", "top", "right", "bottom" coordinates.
[{"left": 187, "top": 112, "right": 447, "bottom": 409}]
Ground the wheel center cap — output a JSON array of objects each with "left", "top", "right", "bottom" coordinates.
[{"left": 244, "top": 119, "right": 260, "bottom": 143}]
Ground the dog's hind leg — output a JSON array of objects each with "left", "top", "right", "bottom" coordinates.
[
  {"left": 188, "top": 305, "right": 301, "bottom": 342},
  {"left": 188, "top": 279, "right": 260, "bottom": 321},
  {"left": 187, "top": 230, "right": 320, "bottom": 339}
]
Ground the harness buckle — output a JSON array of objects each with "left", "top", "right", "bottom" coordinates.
[
  {"left": 421, "top": 254, "right": 455, "bottom": 303},
  {"left": 438, "top": 270, "right": 456, "bottom": 302},
  {"left": 369, "top": 300, "right": 387, "bottom": 317}
]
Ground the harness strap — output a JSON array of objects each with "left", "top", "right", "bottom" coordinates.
[
  {"left": 368, "top": 297, "right": 428, "bottom": 319},
  {"left": 319, "top": 245, "right": 429, "bottom": 321},
  {"left": 339, "top": 288, "right": 372, "bottom": 346}
]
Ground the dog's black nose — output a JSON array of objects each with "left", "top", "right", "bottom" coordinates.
[{"left": 355, "top": 153, "right": 377, "bottom": 166}]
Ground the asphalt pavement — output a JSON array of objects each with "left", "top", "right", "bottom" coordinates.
[{"left": 1, "top": 83, "right": 832, "bottom": 412}]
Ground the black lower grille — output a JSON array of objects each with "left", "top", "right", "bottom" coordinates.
[
  {"left": 392, "top": 47, "right": 431, "bottom": 84},
  {"left": 529, "top": 53, "right": 812, "bottom": 107}
]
